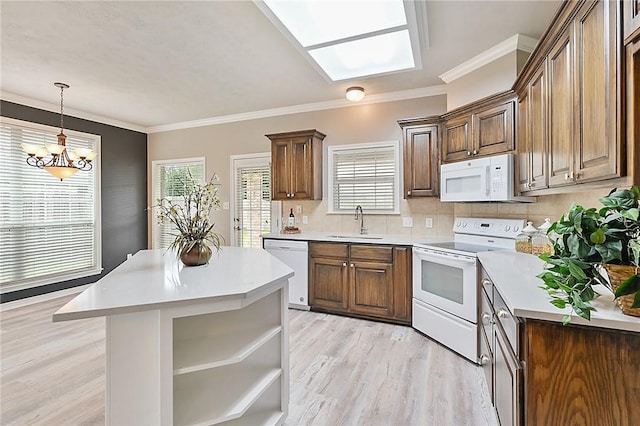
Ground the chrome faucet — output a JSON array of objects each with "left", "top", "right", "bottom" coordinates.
[{"left": 354, "top": 205, "right": 367, "bottom": 234}]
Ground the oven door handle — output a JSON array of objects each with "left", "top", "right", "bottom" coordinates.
[{"left": 414, "top": 248, "right": 477, "bottom": 264}]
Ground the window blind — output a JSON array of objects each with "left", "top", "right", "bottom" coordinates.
[
  {"left": 234, "top": 164, "right": 271, "bottom": 248},
  {"left": 0, "top": 119, "right": 100, "bottom": 291},
  {"left": 152, "top": 159, "right": 204, "bottom": 249},
  {"left": 331, "top": 144, "right": 398, "bottom": 212}
]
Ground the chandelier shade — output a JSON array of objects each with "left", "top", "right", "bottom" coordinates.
[{"left": 21, "top": 82, "right": 97, "bottom": 180}]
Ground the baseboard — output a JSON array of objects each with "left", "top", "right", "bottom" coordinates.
[{"left": 0, "top": 284, "right": 91, "bottom": 312}]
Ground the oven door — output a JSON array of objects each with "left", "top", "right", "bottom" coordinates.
[{"left": 413, "top": 246, "right": 478, "bottom": 322}]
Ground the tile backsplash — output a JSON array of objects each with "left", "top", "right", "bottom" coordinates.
[{"left": 283, "top": 189, "right": 604, "bottom": 238}]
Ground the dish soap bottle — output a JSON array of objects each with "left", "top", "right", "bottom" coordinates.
[{"left": 288, "top": 208, "right": 295, "bottom": 228}]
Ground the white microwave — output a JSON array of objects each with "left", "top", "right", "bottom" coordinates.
[{"left": 440, "top": 154, "right": 535, "bottom": 202}]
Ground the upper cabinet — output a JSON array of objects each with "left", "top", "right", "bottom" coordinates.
[
  {"left": 515, "top": 0, "right": 625, "bottom": 194},
  {"left": 441, "top": 92, "right": 515, "bottom": 163},
  {"left": 267, "top": 129, "right": 325, "bottom": 200},
  {"left": 624, "top": 0, "right": 640, "bottom": 42},
  {"left": 398, "top": 117, "right": 439, "bottom": 198}
]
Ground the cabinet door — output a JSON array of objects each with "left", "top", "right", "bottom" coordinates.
[
  {"left": 516, "top": 93, "right": 531, "bottom": 192},
  {"left": 290, "top": 136, "right": 313, "bottom": 199},
  {"left": 627, "top": 36, "right": 640, "bottom": 185},
  {"left": 271, "top": 140, "right": 291, "bottom": 200},
  {"left": 472, "top": 101, "right": 514, "bottom": 157},
  {"left": 442, "top": 115, "right": 472, "bottom": 163},
  {"left": 573, "top": 0, "right": 620, "bottom": 182},
  {"left": 391, "top": 246, "right": 411, "bottom": 322},
  {"left": 547, "top": 27, "right": 574, "bottom": 187},
  {"left": 403, "top": 125, "right": 439, "bottom": 198},
  {"left": 309, "top": 256, "right": 348, "bottom": 311},
  {"left": 529, "top": 64, "right": 548, "bottom": 190},
  {"left": 494, "top": 327, "right": 522, "bottom": 426},
  {"left": 348, "top": 260, "right": 393, "bottom": 318},
  {"left": 624, "top": 0, "right": 640, "bottom": 42}
]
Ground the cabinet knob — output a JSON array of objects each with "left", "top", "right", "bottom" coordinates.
[
  {"left": 481, "top": 312, "right": 492, "bottom": 325},
  {"left": 473, "top": 149, "right": 478, "bottom": 155},
  {"left": 407, "top": 190, "right": 412, "bottom": 196},
  {"left": 481, "top": 278, "right": 492, "bottom": 287},
  {"left": 467, "top": 151, "right": 472, "bottom": 156},
  {"left": 342, "top": 262, "right": 347, "bottom": 267},
  {"left": 479, "top": 354, "right": 490, "bottom": 365},
  {"left": 350, "top": 263, "right": 354, "bottom": 268},
  {"left": 497, "top": 309, "right": 509, "bottom": 319},
  {"left": 564, "top": 173, "right": 569, "bottom": 181}
]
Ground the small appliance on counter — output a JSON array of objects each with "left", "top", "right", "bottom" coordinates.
[{"left": 412, "top": 217, "right": 525, "bottom": 363}]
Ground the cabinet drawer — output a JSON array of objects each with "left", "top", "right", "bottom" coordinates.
[
  {"left": 349, "top": 245, "right": 393, "bottom": 263},
  {"left": 493, "top": 288, "right": 519, "bottom": 355},
  {"left": 310, "top": 242, "right": 348, "bottom": 258}
]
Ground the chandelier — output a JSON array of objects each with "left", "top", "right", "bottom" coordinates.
[{"left": 21, "top": 82, "right": 97, "bottom": 180}]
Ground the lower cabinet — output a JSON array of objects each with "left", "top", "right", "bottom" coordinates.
[
  {"left": 481, "top": 267, "right": 640, "bottom": 425},
  {"left": 309, "top": 242, "right": 411, "bottom": 325}
]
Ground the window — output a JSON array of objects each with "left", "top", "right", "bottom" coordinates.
[
  {"left": 328, "top": 141, "right": 400, "bottom": 214},
  {"left": 152, "top": 158, "right": 205, "bottom": 250},
  {"left": 0, "top": 117, "right": 101, "bottom": 293},
  {"left": 230, "top": 154, "right": 276, "bottom": 248}
]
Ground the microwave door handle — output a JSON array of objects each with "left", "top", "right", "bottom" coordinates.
[{"left": 485, "top": 166, "right": 491, "bottom": 196}]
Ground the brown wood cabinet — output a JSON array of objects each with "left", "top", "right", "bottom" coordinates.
[
  {"left": 441, "top": 92, "right": 515, "bottom": 163},
  {"left": 624, "top": 0, "right": 640, "bottom": 42},
  {"left": 515, "top": 0, "right": 624, "bottom": 195},
  {"left": 266, "top": 129, "right": 325, "bottom": 201},
  {"left": 308, "top": 242, "right": 411, "bottom": 325},
  {"left": 627, "top": 35, "right": 640, "bottom": 186},
  {"left": 397, "top": 117, "right": 439, "bottom": 198}
]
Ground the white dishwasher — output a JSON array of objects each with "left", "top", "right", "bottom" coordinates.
[{"left": 263, "top": 239, "right": 309, "bottom": 310}]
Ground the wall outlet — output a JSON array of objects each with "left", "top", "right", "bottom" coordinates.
[
  {"left": 127, "top": 253, "right": 132, "bottom": 260},
  {"left": 425, "top": 217, "right": 433, "bottom": 228},
  {"left": 402, "top": 217, "right": 413, "bottom": 228},
  {"left": 222, "top": 201, "right": 230, "bottom": 210},
  {"left": 302, "top": 215, "right": 308, "bottom": 224},
  {"left": 296, "top": 205, "right": 302, "bottom": 214}
]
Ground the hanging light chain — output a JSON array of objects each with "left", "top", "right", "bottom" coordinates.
[{"left": 59, "top": 84, "right": 65, "bottom": 134}]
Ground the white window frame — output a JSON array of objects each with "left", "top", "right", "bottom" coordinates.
[
  {"left": 327, "top": 140, "right": 401, "bottom": 214},
  {"left": 0, "top": 116, "right": 102, "bottom": 294},
  {"left": 151, "top": 157, "right": 205, "bottom": 250}
]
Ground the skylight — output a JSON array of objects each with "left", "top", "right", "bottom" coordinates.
[{"left": 259, "top": 0, "right": 422, "bottom": 81}]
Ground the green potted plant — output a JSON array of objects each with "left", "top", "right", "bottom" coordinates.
[
  {"left": 155, "top": 172, "right": 224, "bottom": 266},
  {"left": 537, "top": 186, "right": 640, "bottom": 324}
]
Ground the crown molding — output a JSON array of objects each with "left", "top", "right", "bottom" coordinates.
[
  {"left": 0, "top": 91, "right": 147, "bottom": 133},
  {"left": 439, "top": 33, "right": 539, "bottom": 84},
  {"left": 147, "top": 85, "right": 447, "bottom": 133}
]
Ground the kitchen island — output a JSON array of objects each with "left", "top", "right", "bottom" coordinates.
[
  {"left": 53, "top": 248, "right": 293, "bottom": 426},
  {"left": 478, "top": 251, "right": 639, "bottom": 425}
]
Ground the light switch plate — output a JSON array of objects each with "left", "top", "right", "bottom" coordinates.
[
  {"left": 402, "top": 217, "right": 413, "bottom": 228},
  {"left": 425, "top": 217, "right": 433, "bottom": 228},
  {"left": 296, "top": 205, "right": 302, "bottom": 214},
  {"left": 222, "top": 201, "right": 230, "bottom": 210},
  {"left": 302, "top": 215, "right": 308, "bottom": 224}
]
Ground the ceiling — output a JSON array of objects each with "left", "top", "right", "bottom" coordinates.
[{"left": 0, "top": 1, "right": 560, "bottom": 132}]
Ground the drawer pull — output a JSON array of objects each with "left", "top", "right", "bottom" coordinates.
[
  {"left": 479, "top": 354, "right": 490, "bottom": 365},
  {"left": 497, "top": 308, "right": 509, "bottom": 319},
  {"left": 481, "top": 312, "right": 492, "bottom": 325},
  {"left": 481, "top": 278, "right": 492, "bottom": 287}
]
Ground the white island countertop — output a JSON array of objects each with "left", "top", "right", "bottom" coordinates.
[
  {"left": 53, "top": 247, "right": 294, "bottom": 322},
  {"left": 478, "top": 251, "right": 640, "bottom": 332}
]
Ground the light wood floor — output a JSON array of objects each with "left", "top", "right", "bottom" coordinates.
[{"left": 1, "top": 294, "right": 497, "bottom": 425}]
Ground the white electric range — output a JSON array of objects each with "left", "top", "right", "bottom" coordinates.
[{"left": 412, "top": 217, "right": 525, "bottom": 363}]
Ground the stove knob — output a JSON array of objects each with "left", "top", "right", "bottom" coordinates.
[
  {"left": 456, "top": 221, "right": 461, "bottom": 227},
  {"left": 504, "top": 225, "right": 511, "bottom": 232},
  {"left": 513, "top": 226, "right": 519, "bottom": 232},
  {"left": 461, "top": 222, "right": 467, "bottom": 228}
]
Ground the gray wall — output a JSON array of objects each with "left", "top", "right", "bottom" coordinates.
[{"left": 1, "top": 100, "right": 148, "bottom": 303}]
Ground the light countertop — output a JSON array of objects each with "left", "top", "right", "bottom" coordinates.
[
  {"left": 478, "top": 251, "right": 640, "bottom": 332},
  {"left": 53, "top": 248, "right": 293, "bottom": 322},
  {"left": 261, "top": 231, "right": 448, "bottom": 246}
]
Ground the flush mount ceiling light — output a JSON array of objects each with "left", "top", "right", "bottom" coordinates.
[
  {"left": 346, "top": 87, "right": 365, "bottom": 102},
  {"left": 21, "top": 82, "right": 97, "bottom": 180},
  {"left": 257, "top": 0, "right": 425, "bottom": 81}
]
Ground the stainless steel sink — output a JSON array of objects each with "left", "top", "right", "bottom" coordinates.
[{"left": 326, "top": 234, "right": 383, "bottom": 240}]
